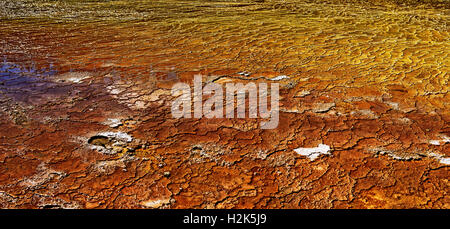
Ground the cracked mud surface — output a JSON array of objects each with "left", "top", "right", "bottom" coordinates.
[{"left": 0, "top": 0, "right": 449, "bottom": 208}]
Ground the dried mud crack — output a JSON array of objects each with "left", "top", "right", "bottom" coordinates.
[{"left": 0, "top": 0, "right": 448, "bottom": 209}]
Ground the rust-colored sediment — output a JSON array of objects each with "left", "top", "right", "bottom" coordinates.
[{"left": 0, "top": 0, "right": 448, "bottom": 208}]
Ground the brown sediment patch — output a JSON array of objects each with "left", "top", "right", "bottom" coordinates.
[{"left": 0, "top": 0, "right": 448, "bottom": 209}]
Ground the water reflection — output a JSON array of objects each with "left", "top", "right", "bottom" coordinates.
[{"left": 0, "top": 58, "right": 77, "bottom": 105}]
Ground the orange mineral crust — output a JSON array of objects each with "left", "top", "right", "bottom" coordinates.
[{"left": 0, "top": 0, "right": 448, "bottom": 208}]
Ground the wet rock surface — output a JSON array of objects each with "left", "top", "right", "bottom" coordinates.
[{"left": 0, "top": 0, "right": 448, "bottom": 208}]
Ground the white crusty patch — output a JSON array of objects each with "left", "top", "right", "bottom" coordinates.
[
  {"left": 430, "top": 140, "right": 441, "bottom": 145},
  {"left": 270, "top": 75, "right": 289, "bottom": 81},
  {"left": 294, "top": 144, "right": 331, "bottom": 161},
  {"left": 429, "top": 152, "right": 450, "bottom": 165},
  {"left": 439, "top": 157, "right": 450, "bottom": 165},
  {"left": 141, "top": 198, "right": 171, "bottom": 208},
  {"left": 96, "top": 131, "right": 133, "bottom": 142},
  {"left": 55, "top": 72, "right": 92, "bottom": 83},
  {"left": 429, "top": 136, "right": 450, "bottom": 146},
  {"left": 102, "top": 118, "right": 122, "bottom": 128}
]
